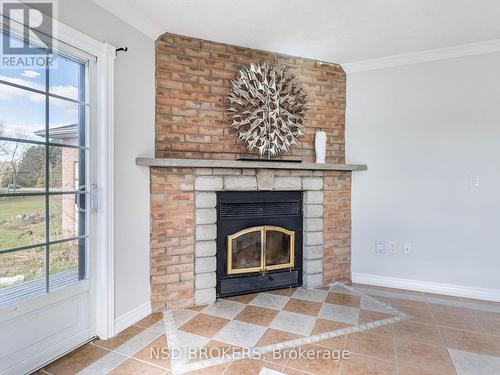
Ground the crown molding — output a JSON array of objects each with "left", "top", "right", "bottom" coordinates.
[
  {"left": 92, "top": 0, "right": 163, "bottom": 40},
  {"left": 343, "top": 39, "right": 500, "bottom": 73}
]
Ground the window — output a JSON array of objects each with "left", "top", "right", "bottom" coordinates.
[{"left": 0, "top": 34, "right": 89, "bottom": 307}]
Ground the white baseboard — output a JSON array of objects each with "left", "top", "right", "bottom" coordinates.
[
  {"left": 114, "top": 301, "right": 152, "bottom": 335},
  {"left": 352, "top": 272, "right": 500, "bottom": 302}
]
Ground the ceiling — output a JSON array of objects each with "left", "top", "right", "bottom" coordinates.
[{"left": 94, "top": 0, "right": 500, "bottom": 64}]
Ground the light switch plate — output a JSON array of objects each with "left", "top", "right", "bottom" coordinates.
[{"left": 375, "top": 241, "right": 385, "bottom": 253}]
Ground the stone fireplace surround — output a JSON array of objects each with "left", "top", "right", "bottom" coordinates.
[{"left": 194, "top": 169, "right": 324, "bottom": 306}]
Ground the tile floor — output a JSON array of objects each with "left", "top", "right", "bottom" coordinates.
[{"left": 35, "top": 282, "right": 500, "bottom": 375}]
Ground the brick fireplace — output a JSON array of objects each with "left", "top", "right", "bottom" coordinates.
[{"left": 144, "top": 33, "right": 364, "bottom": 312}]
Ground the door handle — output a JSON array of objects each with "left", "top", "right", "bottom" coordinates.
[{"left": 76, "top": 184, "right": 98, "bottom": 213}]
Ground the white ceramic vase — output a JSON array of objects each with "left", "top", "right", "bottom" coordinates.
[{"left": 315, "top": 130, "right": 327, "bottom": 164}]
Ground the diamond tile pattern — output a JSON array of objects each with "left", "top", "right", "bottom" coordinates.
[{"left": 165, "top": 283, "right": 406, "bottom": 373}]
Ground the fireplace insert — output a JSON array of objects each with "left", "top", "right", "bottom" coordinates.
[{"left": 216, "top": 191, "right": 303, "bottom": 297}]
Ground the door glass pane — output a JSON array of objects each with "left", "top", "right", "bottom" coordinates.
[
  {"left": 0, "top": 195, "right": 45, "bottom": 251},
  {"left": 49, "top": 194, "right": 79, "bottom": 241},
  {"left": 48, "top": 146, "right": 80, "bottom": 192},
  {"left": 230, "top": 230, "right": 262, "bottom": 271},
  {"left": 265, "top": 230, "right": 292, "bottom": 267},
  {"left": 48, "top": 97, "right": 81, "bottom": 146},
  {"left": 0, "top": 42, "right": 46, "bottom": 91},
  {"left": 0, "top": 140, "right": 45, "bottom": 193},
  {"left": 49, "top": 55, "right": 82, "bottom": 100},
  {"left": 0, "top": 83, "right": 46, "bottom": 140},
  {"left": 49, "top": 240, "right": 79, "bottom": 291},
  {"left": 0, "top": 247, "right": 46, "bottom": 308}
]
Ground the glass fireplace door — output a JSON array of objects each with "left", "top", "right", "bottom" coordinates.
[{"left": 227, "top": 226, "right": 294, "bottom": 274}]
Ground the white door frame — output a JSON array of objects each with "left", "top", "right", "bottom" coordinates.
[{"left": 54, "top": 21, "right": 117, "bottom": 340}]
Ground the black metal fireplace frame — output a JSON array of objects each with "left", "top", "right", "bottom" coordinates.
[{"left": 216, "top": 191, "right": 303, "bottom": 297}]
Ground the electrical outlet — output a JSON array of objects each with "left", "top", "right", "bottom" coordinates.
[
  {"left": 388, "top": 241, "right": 397, "bottom": 254},
  {"left": 375, "top": 241, "right": 385, "bottom": 253},
  {"left": 403, "top": 242, "right": 412, "bottom": 255},
  {"left": 470, "top": 175, "right": 480, "bottom": 187}
]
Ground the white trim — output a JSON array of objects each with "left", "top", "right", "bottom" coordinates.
[
  {"left": 352, "top": 272, "right": 500, "bottom": 302},
  {"left": 114, "top": 301, "right": 152, "bottom": 335},
  {"left": 91, "top": 0, "right": 162, "bottom": 40},
  {"left": 50, "top": 19, "right": 116, "bottom": 340},
  {"left": 93, "top": 42, "right": 116, "bottom": 340},
  {"left": 343, "top": 39, "right": 500, "bottom": 73}
]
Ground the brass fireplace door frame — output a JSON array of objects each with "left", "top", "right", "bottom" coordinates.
[{"left": 227, "top": 225, "right": 295, "bottom": 275}]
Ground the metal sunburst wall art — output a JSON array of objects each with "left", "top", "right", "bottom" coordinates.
[{"left": 227, "top": 62, "right": 308, "bottom": 158}]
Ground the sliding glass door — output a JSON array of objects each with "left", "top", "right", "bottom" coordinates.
[{"left": 0, "top": 28, "right": 95, "bottom": 374}]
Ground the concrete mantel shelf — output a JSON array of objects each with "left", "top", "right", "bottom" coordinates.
[{"left": 136, "top": 157, "right": 368, "bottom": 172}]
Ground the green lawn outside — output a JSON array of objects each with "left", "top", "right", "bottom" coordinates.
[{"left": 0, "top": 195, "right": 79, "bottom": 288}]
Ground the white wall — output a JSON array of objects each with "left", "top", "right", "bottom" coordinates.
[
  {"left": 346, "top": 52, "right": 500, "bottom": 297},
  {"left": 58, "top": 1, "right": 155, "bottom": 318}
]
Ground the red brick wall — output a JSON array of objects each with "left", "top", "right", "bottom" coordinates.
[
  {"left": 323, "top": 171, "right": 352, "bottom": 284},
  {"left": 150, "top": 167, "right": 195, "bottom": 311},
  {"left": 155, "top": 33, "right": 346, "bottom": 163}
]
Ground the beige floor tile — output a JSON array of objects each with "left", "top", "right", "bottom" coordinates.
[
  {"left": 315, "top": 334, "right": 347, "bottom": 350},
  {"left": 184, "top": 362, "right": 229, "bottom": 375},
  {"left": 268, "top": 288, "right": 297, "bottom": 297},
  {"left": 432, "top": 310, "right": 482, "bottom": 331},
  {"left": 476, "top": 316, "right": 500, "bottom": 336},
  {"left": 133, "top": 335, "right": 170, "bottom": 369},
  {"left": 379, "top": 297, "right": 428, "bottom": 311},
  {"left": 311, "top": 318, "right": 350, "bottom": 335},
  {"left": 345, "top": 332, "right": 396, "bottom": 362},
  {"left": 473, "top": 309, "right": 500, "bottom": 321},
  {"left": 283, "top": 298, "right": 323, "bottom": 316},
  {"left": 439, "top": 326, "right": 500, "bottom": 357},
  {"left": 43, "top": 343, "right": 109, "bottom": 375},
  {"left": 134, "top": 313, "right": 164, "bottom": 329},
  {"left": 366, "top": 324, "right": 395, "bottom": 338},
  {"left": 395, "top": 339, "right": 457, "bottom": 375},
  {"left": 397, "top": 306, "right": 435, "bottom": 325},
  {"left": 224, "top": 293, "right": 258, "bottom": 304},
  {"left": 186, "top": 305, "right": 207, "bottom": 312},
  {"left": 281, "top": 367, "right": 314, "bottom": 375},
  {"left": 224, "top": 358, "right": 282, "bottom": 375},
  {"left": 285, "top": 344, "right": 342, "bottom": 375},
  {"left": 326, "top": 293, "right": 361, "bottom": 308},
  {"left": 108, "top": 358, "right": 166, "bottom": 374},
  {"left": 234, "top": 305, "right": 279, "bottom": 326},
  {"left": 358, "top": 310, "right": 394, "bottom": 325},
  {"left": 339, "top": 354, "right": 397, "bottom": 375},
  {"left": 398, "top": 365, "right": 447, "bottom": 375},
  {"left": 256, "top": 328, "right": 303, "bottom": 346},
  {"left": 427, "top": 303, "right": 473, "bottom": 316},
  {"left": 393, "top": 321, "right": 444, "bottom": 346},
  {"left": 93, "top": 325, "right": 144, "bottom": 350},
  {"left": 178, "top": 313, "right": 229, "bottom": 338}
]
